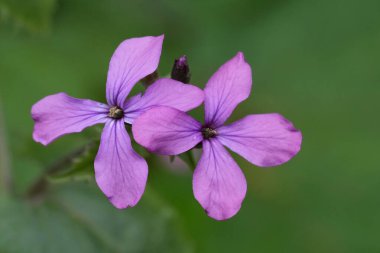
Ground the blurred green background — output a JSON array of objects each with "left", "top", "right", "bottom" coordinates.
[{"left": 1, "top": 0, "right": 379, "bottom": 252}]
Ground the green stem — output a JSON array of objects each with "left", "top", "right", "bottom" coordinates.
[{"left": 26, "top": 141, "right": 97, "bottom": 199}]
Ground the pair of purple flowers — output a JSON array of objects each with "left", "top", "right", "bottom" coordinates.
[{"left": 32, "top": 35, "right": 302, "bottom": 220}]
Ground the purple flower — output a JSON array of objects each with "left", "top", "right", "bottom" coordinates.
[
  {"left": 31, "top": 35, "right": 204, "bottom": 208},
  {"left": 132, "top": 52, "right": 302, "bottom": 220}
]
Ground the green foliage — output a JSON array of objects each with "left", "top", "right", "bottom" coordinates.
[
  {"left": 0, "top": 100, "right": 12, "bottom": 193},
  {"left": 0, "top": 0, "right": 56, "bottom": 32},
  {"left": 0, "top": 183, "right": 193, "bottom": 253},
  {"left": 177, "top": 151, "right": 196, "bottom": 171}
]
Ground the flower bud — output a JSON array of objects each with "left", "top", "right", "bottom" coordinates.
[{"left": 171, "top": 55, "right": 191, "bottom": 84}]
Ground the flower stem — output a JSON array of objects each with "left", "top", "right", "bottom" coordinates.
[{"left": 26, "top": 141, "right": 97, "bottom": 200}]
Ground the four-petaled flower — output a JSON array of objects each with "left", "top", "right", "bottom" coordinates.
[
  {"left": 31, "top": 35, "right": 204, "bottom": 208},
  {"left": 133, "top": 52, "right": 302, "bottom": 220}
]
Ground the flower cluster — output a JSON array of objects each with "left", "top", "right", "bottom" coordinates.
[{"left": 32, "top": 35, "right": 302, "bottom": 220}]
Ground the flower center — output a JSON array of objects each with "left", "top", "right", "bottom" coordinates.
[
  {"left": 202, "top": 127, "right": 217, "bottom": 139},
  {"left": 109, "top": 106, "right": 124, "bottom": 119}
]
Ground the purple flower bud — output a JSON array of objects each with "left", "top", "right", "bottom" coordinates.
[{"left": 171, "top": 55, "right": 191, "bottom": 84}]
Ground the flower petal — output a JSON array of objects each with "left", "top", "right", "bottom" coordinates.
[
  {"left": 124, "top": 78, "right": 204, "bottom": 123},
  {"left": 132, "top": 106, "right": 202, "bottom": 155},
  {"left": 193, "top": 139, "right": 247, "bottom": 220},
  {"left": 106, "top": 35, "right": 164, "bottom": 106},
  {"left": 95, "top": 120, "right": 148, "bottom": 209},
  {"left": 31, "top": 93, "right": 109, "bottom": 145},
  {"left": 204, "top": 52, "right": 252, "bottom": 127},
  {"left": 217, "top": 113, "right": 302, "bottom": 167}
]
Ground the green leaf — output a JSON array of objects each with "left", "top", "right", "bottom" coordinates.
[
  {"left": 0, "top": 183, "right": 193, "bottom": 253},
  {"left": 0, "top": 0, "right": 57, "bottom": 32}
]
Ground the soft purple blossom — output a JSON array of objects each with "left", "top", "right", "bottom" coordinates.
[
  {"left": 31, "top": 35, "right": 204, "bottom": 208},
  {"left": 132, "top": 52, "right": 302, "bottom": 220}
]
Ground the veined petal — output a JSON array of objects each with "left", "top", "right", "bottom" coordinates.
[
  {"left": 217, "top": 113, "right": 302, "bottom": 167},
  {"left": 106, "top": 35, "right": 164, "bottom": 106},
  {"left": 193, "top": 139, "right": 247, "bottom": 221},
  {"left": 124, "top": 78, "right": 204, "bottom": 123},
  {"left": 132, "top": 106, "right": 202, "bottom": 155},
  {"left": 31, "top": 93, "right": 109, "bottom": 145},
  {"left": 204, "top": 52, "right": 252, "bottom": 127},
  {"left": 95, "top": 120, "right": 148, "bottom": 209}
]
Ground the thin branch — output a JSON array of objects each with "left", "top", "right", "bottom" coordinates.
[{"left": 26, "top": 141, "right": 96, "bottom": 200}]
